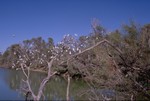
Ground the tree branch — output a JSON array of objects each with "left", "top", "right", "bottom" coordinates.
[
  {"left": 60, "top": 39, "right": 123, "bottom": 67},
  {"left": 21, "top": 57, "right": 57, "bottom": 101},
  {"left": 66, "top": 74, "right": 71, "bottom": 101}
]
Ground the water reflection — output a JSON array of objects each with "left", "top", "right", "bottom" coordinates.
[
  {"left": 0, "top": 68, "right": 88, "bottom": 100},
  {"left": 0, "top": 68, "right": 23, "bottom": 100}
]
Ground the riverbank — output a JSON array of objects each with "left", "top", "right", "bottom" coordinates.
[
  {"left": 0, "top": 66, "right": 47, "bottom": 74},
  {"left": 0, "top": 68, "right": 89, "bottom": 100},
  {"left": 0, "top": 66, "right": 71, "bottom": 81}
]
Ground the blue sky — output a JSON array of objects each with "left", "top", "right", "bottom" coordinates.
[{"left": 0, "top": 0, "right": 150, "bottom": 52}]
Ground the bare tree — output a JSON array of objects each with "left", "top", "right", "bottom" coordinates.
[{"left": 21, "top": 56, "right": 57, "bottom": 101}]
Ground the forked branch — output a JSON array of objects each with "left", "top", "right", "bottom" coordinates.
[{"left": 21, "top": 57, "right": 57, "bottom": 101}]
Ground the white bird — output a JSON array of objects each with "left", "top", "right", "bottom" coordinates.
[
  {"left": 72, "top": 48, "right": 75, "bottom": 52},
  {"left": 12, "top": 66, "right": 15, "bottom": 69},
  {"left": 79, "top": 50, "right": 81, "bottom": 53},
  {"left": 80, "top": 44, "right": 83, "bottom": 47},
  {"left": 30, "top": 63, "right": 32, "bottom": 66},
  {"left": 50, "top": 56, "right": 53, "bottom": 59},
  {"left": 69, "top": 51, "right": 72, "bottom": 55},
  {"left": 19, "top": 56, "right": 21, "bottom": 58}
]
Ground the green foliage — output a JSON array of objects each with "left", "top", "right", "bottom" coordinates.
[
  {"left": 0, "top": 21, "right": 150, "bottom": 100},
  {"left": 122, "top": 21, "right": 141, "bottom": 48},
  {"left": 107, "top": 30, "right": 123, "bottom": 48},
  {"left": 90, "top": 19, "right": 105, "bottom": 44},
  {"left": 0, "top": 37, "right": 55, "bottom": 69}
]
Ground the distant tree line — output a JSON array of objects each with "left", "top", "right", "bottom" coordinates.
[{"left": 0, "top": 20, "right": 150, "bottom": 100}]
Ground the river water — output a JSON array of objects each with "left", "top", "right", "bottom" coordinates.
[{"left": 0, "top": 68, "right": 88, "bottom": 100}]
